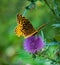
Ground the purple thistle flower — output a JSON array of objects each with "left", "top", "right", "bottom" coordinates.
[{"left": 24, "top": 35, "right": 45, "bottom": 54}]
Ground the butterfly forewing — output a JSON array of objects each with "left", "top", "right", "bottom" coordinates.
[{"left": 15, "top": 14, "right": 36, "bottom": 38}]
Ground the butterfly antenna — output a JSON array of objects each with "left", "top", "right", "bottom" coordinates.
[
  {"left": 31, "top": 23, "right": 47, "bottom": 36},
  {"left": 37, "top": 23, "right": 47, "bottom": 32}
]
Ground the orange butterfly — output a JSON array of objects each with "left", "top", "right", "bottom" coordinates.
[{"left": 15, "top": 14, "right": 47, "bottom": 38}]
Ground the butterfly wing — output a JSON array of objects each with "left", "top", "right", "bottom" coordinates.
[
  {"left": 15, "top": 14, "right": 36, "bottom": 38},
  {"left": 15, "top": 24, "right": 23, "bottom": 37}
]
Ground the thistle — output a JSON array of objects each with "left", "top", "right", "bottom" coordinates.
[{"left": 24, "top": 35, "right": 45, "bottom": 54}]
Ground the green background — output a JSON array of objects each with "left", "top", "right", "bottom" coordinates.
[{"left": 0, "top": 0, "right": 60, "bottom": 65}]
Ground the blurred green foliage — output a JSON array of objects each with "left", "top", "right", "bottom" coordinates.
[{"left": 0, "top": 0, "right": 60, "bottom": 65}]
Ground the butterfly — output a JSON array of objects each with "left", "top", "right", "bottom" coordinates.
[{"left": 15, "top": 14, "right": 47, "bottom": 38}]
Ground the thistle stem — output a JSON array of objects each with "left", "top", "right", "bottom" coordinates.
[
  {"left": 41, "top": 54, "right": 60, "bottom": 64},
  {"left": 44, "top": 0, "right": 56, "bottom": 16},
  {"left": 38, "top": 51, "right": 60, "bottom": 64},
  {"left": 41, "top": 30, "right": 45, "bottom": 41},
  {"left": 22, "top": 9, "right": 28, "bottom": 16}
]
